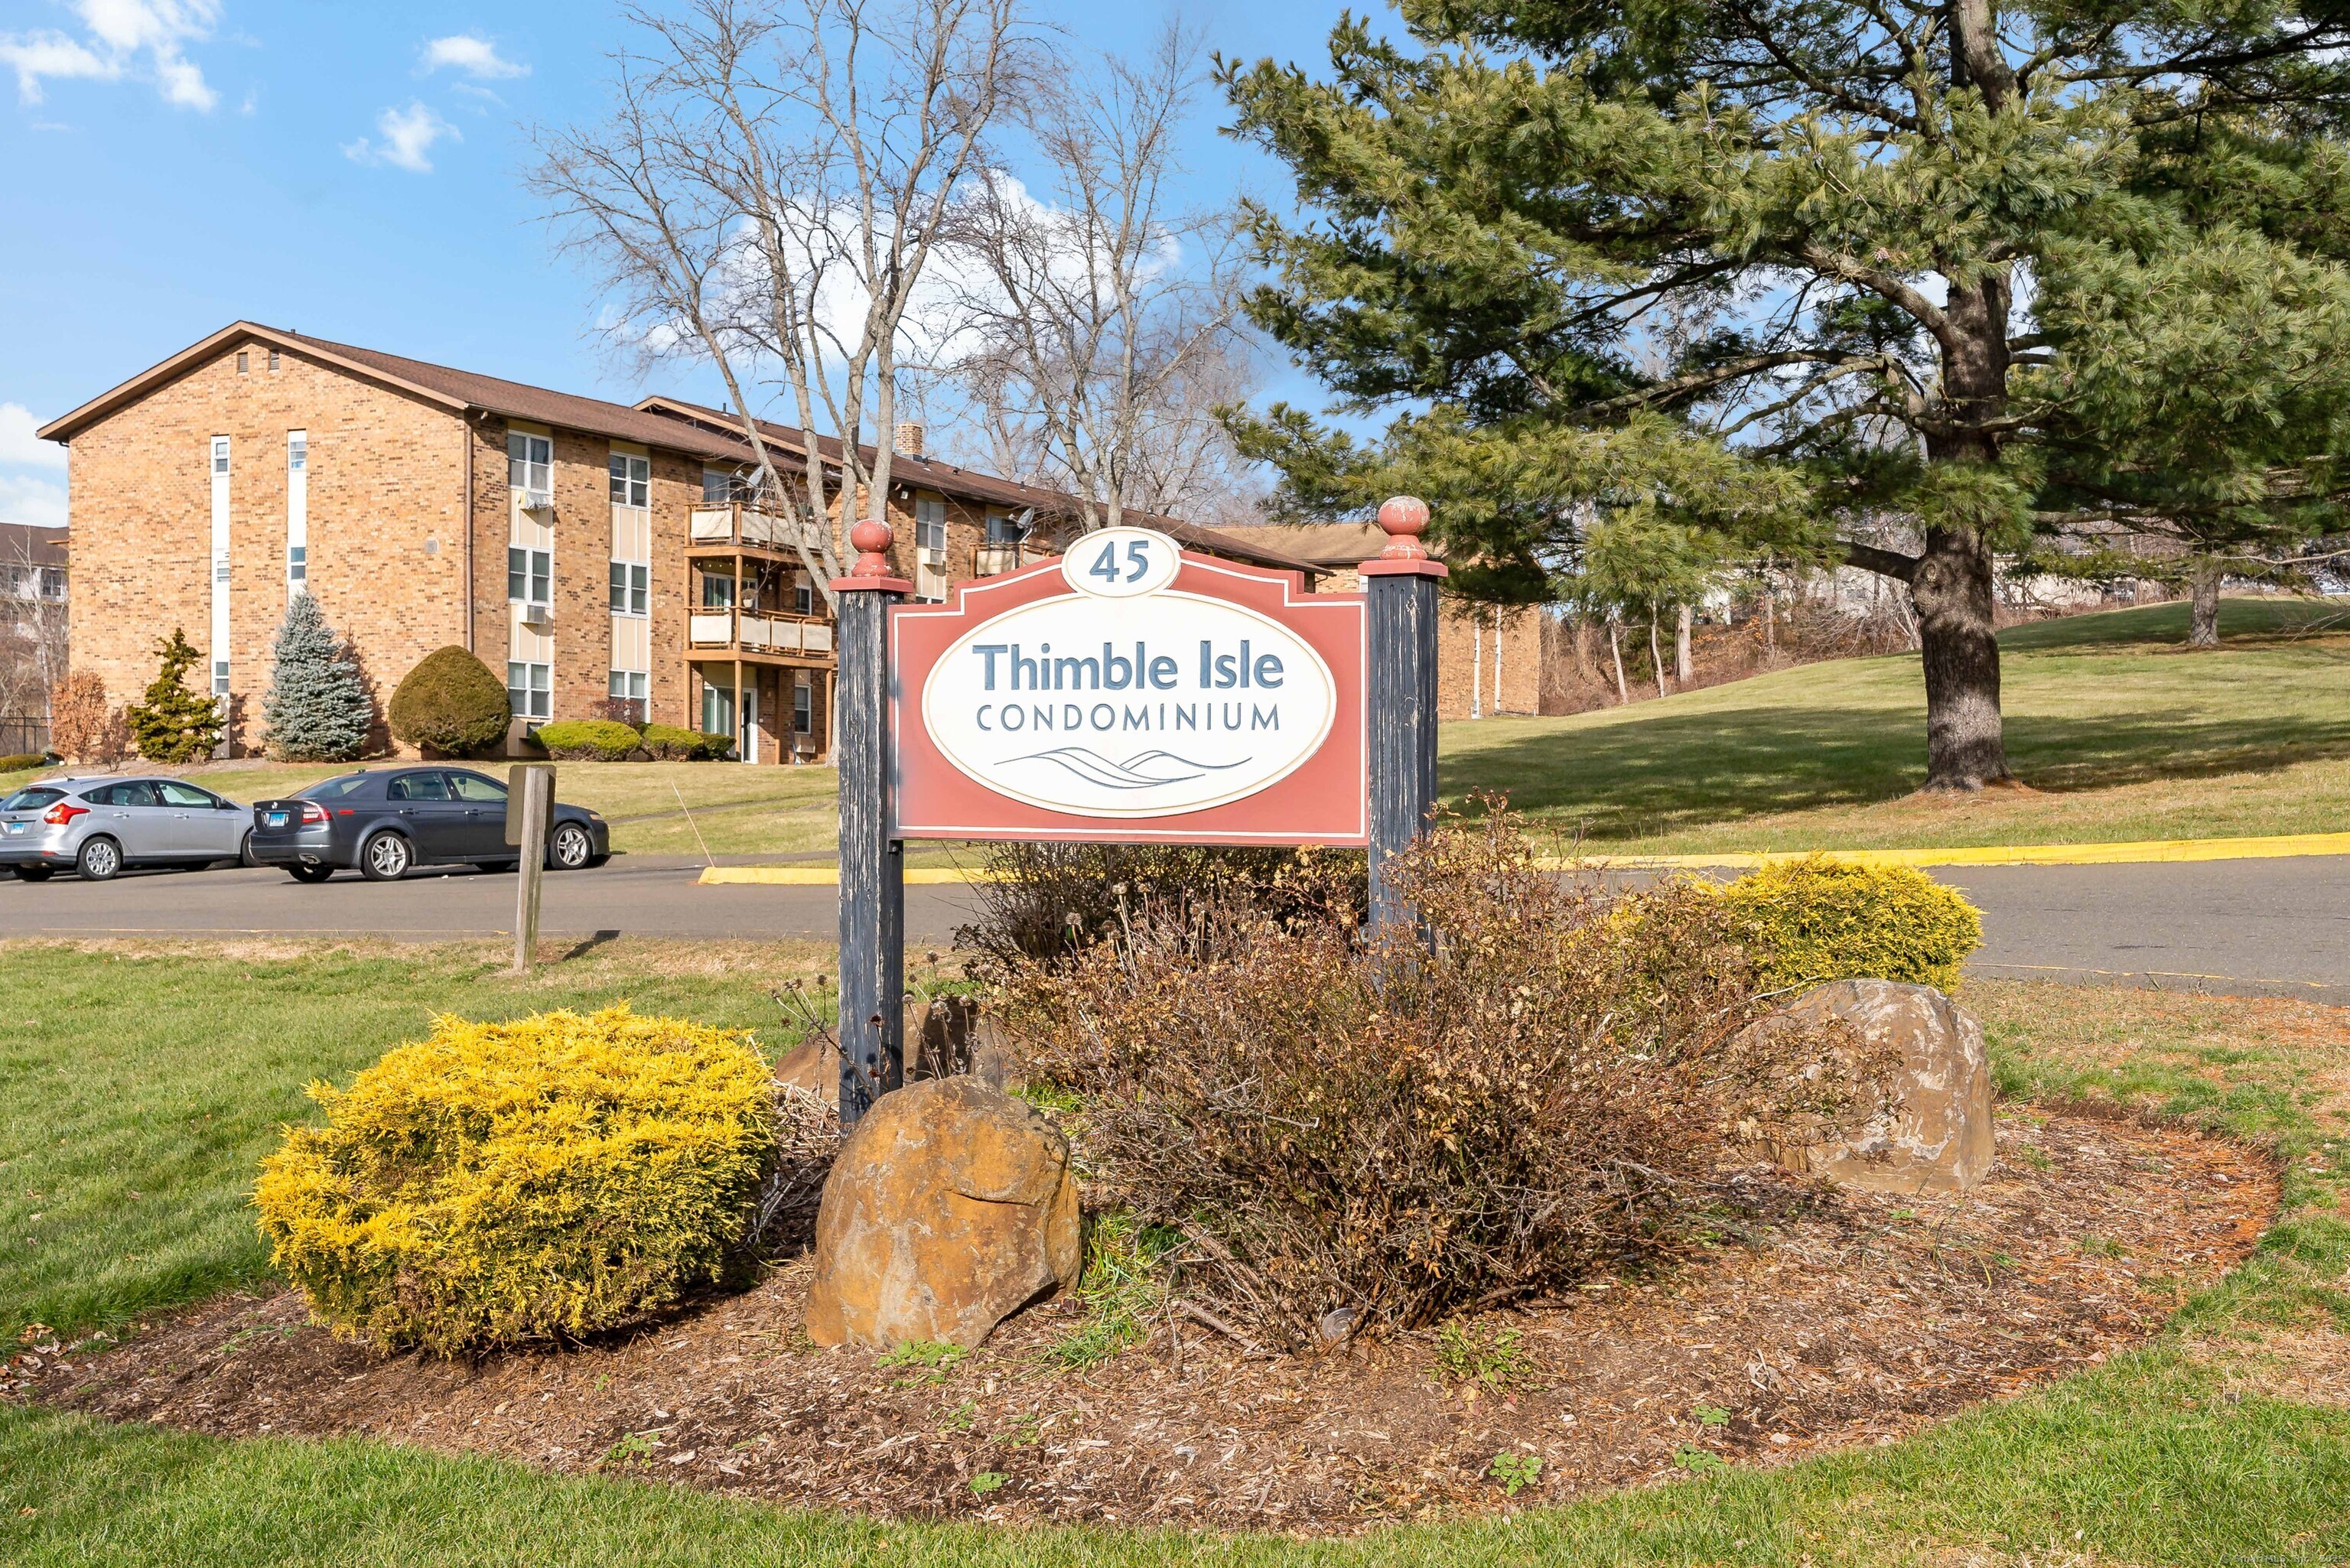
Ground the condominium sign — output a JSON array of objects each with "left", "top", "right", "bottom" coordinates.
[{"left": 893, "top": 528, "right": 1368, "bottom": 844}]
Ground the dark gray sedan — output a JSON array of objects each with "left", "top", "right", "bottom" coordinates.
[{"left": 248, "top": 767, "right": 610, "bottom": 883}]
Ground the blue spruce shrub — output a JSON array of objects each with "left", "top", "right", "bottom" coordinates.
[{"left": 261, "top": 594, "right": 375, "bottom": 762}]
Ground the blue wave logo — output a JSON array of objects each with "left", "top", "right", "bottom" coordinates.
[{"left": 1001, "top": 747, "right": 1250, "bottom": 790}]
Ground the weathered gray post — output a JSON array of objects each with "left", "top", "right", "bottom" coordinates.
[
  {"left": 506, "top": 762, "right": 554, "bottom": 973},
  {"left": 833, "top": 517, "right": 908, "bottom": 1124},
  {"left": 1360, "top": 496, "right": 1446, "bottom": 934}
]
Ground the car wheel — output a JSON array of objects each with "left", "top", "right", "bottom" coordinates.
[
  {"left": 548, "top": 823, "right": 594, "bottom": 870},
  {"left": 286, "top": 864, "right": 334, "bottom": 883},
  {"left": 359, "top": 831, "right": 413, "bottom": 882},
  {"left": 76, "top": 837, "right": 122, "bottom": 882},
  {"left": 238, "top": 829, "right": 259, "bottom": 869},
  {"left": 11, "top": 865, "right": 54, "bottom": 883}
]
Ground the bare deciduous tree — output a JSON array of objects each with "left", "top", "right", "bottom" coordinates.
[
  {"left": 532, "top": 0, "right": 1029, "bottom": 610},
  {"left": 926, "top": 24, "right": 1257, "bottom": 532},
  {"left": 0, "top": 530, "right": 68, "bottom": 743}
]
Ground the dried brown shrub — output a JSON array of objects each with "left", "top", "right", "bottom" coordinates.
[
  {"left": 49, "top": 671, "right": 129, "bottom": 765},
  {"left": 989, "top": 814, "right": 1894, "bottom": 1348}
]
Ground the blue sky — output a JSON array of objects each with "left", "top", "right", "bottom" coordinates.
[{"left": 0, "top": 0, "right": 1352, "bottom": 532}]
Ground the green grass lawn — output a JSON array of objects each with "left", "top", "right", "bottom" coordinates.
[
  {"left": 2, "top": 944, "right": 2346, "bottom": 1564},
  {"left": 1445, "top": 597, "right": 2350, "bottom": 852},
  {"left": 7, "top": 597, "right": 2348, "bottom": 859}
]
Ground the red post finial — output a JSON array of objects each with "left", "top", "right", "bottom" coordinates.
[
  {"left": 850, "top": 517, "right": 894, "bottom": 577},
  {"left": 1376, "top": 495, "right": 1430, "bottom": 561}
]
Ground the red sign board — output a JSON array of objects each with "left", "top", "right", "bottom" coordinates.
[{"left": 891, "top": 528, "right": 1368, "bottom": 845}]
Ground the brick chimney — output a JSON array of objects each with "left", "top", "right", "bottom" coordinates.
[{"left": 893, "top": 421, "right": 925, "bottom": 460}]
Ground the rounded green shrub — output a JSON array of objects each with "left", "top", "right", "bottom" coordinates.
[
  {"left": 387, "top": 646, "right": 512, "bottom": 757},
  {"left": 0, "top": 753, "right": 47, "bottom": 773},
  {"left": 532, "top": 718, "right": 643, "bottom": 762},
  {"left": 1717, "top": 855, "right": 1984, "bottom": 993},
  {"left": 254, "top": 1004, "right": 776, "bottom": 1355},
  {"left": 639, "top": 723, "right": 702, "bottom": 760}
]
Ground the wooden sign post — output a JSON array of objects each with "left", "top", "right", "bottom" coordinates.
[
  {"left": 506, "top": 763, "right": 555, "bottom": 973},
  {"left": 832, "top": 519, "right": 910, "bottom": 1123},
  {"left": 832, "top": 499, "right": 1438, "bottom": 1125}
]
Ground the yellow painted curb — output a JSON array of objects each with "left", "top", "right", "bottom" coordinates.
[
  {"left": 1554, "top": 831, "right": 2350, "bottom": 870},
  {"left": 698, "top": 866, "right": 994, "bottom": 886},
  {"left": 700, "top": 829, "right": 2350, "bottom": 885}
]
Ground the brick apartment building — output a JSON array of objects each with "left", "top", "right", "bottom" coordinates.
[{"left": 37, "top": 322, "right": 1316, "bottom": 763}]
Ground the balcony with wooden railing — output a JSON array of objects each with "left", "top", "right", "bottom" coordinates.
[
  {"left": 688, "top": 503, "right": 832, "bottom": 557},
  {"left": 686, "top": 607, "right": 835, "bottom": 660},
  {"left": 973, "top": 541, "right": 1053, "bottom": 577}
]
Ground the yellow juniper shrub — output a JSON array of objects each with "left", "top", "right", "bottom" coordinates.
[
  {"left": 1717, "top": 856, "right": 1984, "bottom": 994},
  {"left": 253, "top": 1004, "right": 775, "bottom": 1355}
]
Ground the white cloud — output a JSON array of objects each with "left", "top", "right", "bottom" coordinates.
[
  {"left": 343, "top": 101, "right": 457, "bottom": 173},
  {"left": 0, "top": 473, "right": 68, "bottom": 531},
  {"left": 0, "top": 0, "right": 220, "bottom": 109},
  {"left": 422, "top": 34, "right": 526, "bottom": 80},
  {"left": 0, "top": 405, "right": 67, "bottom": 470}
]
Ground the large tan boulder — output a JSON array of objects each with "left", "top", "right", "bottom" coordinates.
[
  {"left": 1755, "top": 979, "right": 1994, "bottom": 1193},
  {"left": 804, "top": 1075, "right": 1081, "bottom": 1349}
]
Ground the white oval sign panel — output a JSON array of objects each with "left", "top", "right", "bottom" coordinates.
[{"left": 921, "top": 532, "right": 1336, "bottom": 817}]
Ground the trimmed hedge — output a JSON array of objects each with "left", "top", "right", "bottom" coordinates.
[
  {"left": 532, "top": 719, "right": 642, "bottom": 762},
  {"left": 0, "top": 753, "right": 47, "bottom": 773},
  {"left": 641, "top": 723, "right": 735, "bottom": 761},
  {"left": 387, "top": 646, "right": 511, "bottom": 758},
  {"left": 254, "top": 1005, "right": 776, "bottom": 1355},
  {"left": 1717, "top": 856, "right": 1984, "bottom": 993}
]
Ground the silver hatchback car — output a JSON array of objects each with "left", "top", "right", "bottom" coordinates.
[{"left": 0, "top": 776, "right": 254, "bottom": 882}]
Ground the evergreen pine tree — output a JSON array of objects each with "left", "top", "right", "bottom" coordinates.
[
  {"left": 261, "top": 594, "right": 375, "bottom": 762},
  {"left": 125, "top": 628, "right": 224, "bottom": 763}
]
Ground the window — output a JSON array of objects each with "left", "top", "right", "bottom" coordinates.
[
  {"left": 287, "top": 545, "right": 307, "bottom": 584},
  {"left": 288, "top": 433, "right": 306, "bottom": 473},
  {"left": 701, "top": 679, "right": 734, "bottom": 737},
  {"left": 608, "top": 670, "right": 649, "bottom": 723},
  {"left": 211, "top": 437, "right": 229, "bottom": 476},
  {"left": 212, "top": 659, "right": 229, "bottom": 695},
  {"left": 301, "top": 775, "right": 373, "bottom": 801},
  {"left": 700, "top": 569, "right": 735, "bottom": 610},
  {"left": 214, "top": 556, "right": 231, "bottom": 584},
  {"left": 507, "top": 546, "right": 552, "bottom": 606},
  {"left": 0, "top": 787, "right": 64, "bottom": 811},
  {"left": 506, "top": 433, "right": 552, "bottom": 495},
  {"left": 387, "top": 772, "right": 452, "bottom": 802},
  {"left": 608, "top": 453, "right": 650, "bottom": 509},
  {"left": 268, "top": 348, "right": 281, "bottom": 371},
  {"left": 92, "top": 782, "right": 162, "bottom": 807},
  {"left": 236, "top": 351, "right": 248, "bottom": 373},
  {"left": 506, "top": 662, "right": 550, "bottom": 720},
  {"left": 985, "top": 510, "right": 1027, "bottom": 545},
  {"left": 793, "top": 578, "right": 812, "bottom": 616},
  {"left": 916, "top": 496, "right": 947, "bottom": 555},
  {"left": 38, "top": 568, "right": 62, "bottom": 600},
  {"left": 608, "top": 560, "right": 648, "bottom": 616},
  {"left": 158, "top": 781, "right": 223, "bottom": 808},
  {"left": 448, "top": 772, "right": 506, "bottom": 803},
  {"left": 702, "top": 467, "right": 750, "bottom": 504},
  {"left": 793, "top": 675, "right": 812, "bottom": 734}
]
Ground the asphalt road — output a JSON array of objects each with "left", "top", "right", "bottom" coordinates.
[{"left": 3, "top": 852, "right": 2345, "bottom": 1004}]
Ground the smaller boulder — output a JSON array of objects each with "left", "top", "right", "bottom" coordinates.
[
  {"left": 804, "top": 1076, "right": 1080, "bottom": 1349},
  {"left": 773, "top": 1037, "right": 832, "bottom": 1098},
  {"left": 1750, "top": 978, "right": 1994, "bottom": 1193}
]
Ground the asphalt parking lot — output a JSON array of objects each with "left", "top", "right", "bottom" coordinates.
[{"left": 3, "top": 851, "right": 2345, "bottom": 1004}]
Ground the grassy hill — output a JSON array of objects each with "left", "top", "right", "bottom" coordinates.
[
  {"left": 8, "top": 597, "right": 2343, "bottom": 858},
  {"left": 1445, "top": 597, "right": 2350, "bottom": 853}
]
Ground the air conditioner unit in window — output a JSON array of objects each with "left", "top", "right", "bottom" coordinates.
[
  {"left": 919, "top": 547, "right": 947, "bottom": 568},
  {"left": 520, "top": 600, "right": 554, "bottom": 628},
  {"left": 522, "top": 487, "right": 555, "bottom": 512}
]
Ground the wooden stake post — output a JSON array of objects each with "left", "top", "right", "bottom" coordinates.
[
  {"left": 1362, "top": 497, "right": 1446, "bottom": 934},
  {"left": 506, "top": 763, "right": 554, "bottom": 973},
  {"left": 832, "top": 519, "right": 909, "bottom": 1124}
]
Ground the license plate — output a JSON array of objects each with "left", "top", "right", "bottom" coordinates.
[
  {"left": 3, "top": 822, "right": 20, "bottom": 835},
  {"left": 265, "top": 811, "right": 288, "bottom": 828}
]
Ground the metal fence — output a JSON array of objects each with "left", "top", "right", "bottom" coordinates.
[{"left": 0, "top": 716, "right": 50, "bottom": 758}]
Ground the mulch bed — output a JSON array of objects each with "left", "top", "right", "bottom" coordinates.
[{"left": 10, "top": 1106, "right": 2279, "bottom": 1534}]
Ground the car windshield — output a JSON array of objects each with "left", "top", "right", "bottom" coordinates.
[
  {"left": 1, "top": 787, "right": 64, "bottom": 811},
  {"left": 299, "top": 775, "right": 373, "bottom": 801}
]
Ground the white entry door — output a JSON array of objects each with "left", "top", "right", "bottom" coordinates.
[{"left": 741, "top": 683, "right": 758, "bottom": 764}]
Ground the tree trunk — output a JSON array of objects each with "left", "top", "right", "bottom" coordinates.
[
  {"left": 2188, "top": 556, "right": 2222, "bottom": 647},
  {"left": 1647, "top": 607, "right": 1668, "bottom": 695},
  {"left": 1607, "top": 617, "right": 1629, "bottom": 704},
  {"left": 1674, "top": 603, "right": 1693, "bottom": 685},
  {"left": 1910, "top": 527, "right": 2013, "bottom": 790},
  {"left": 1763, "top": 586, "right": 1776, "bottom": 659}
]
